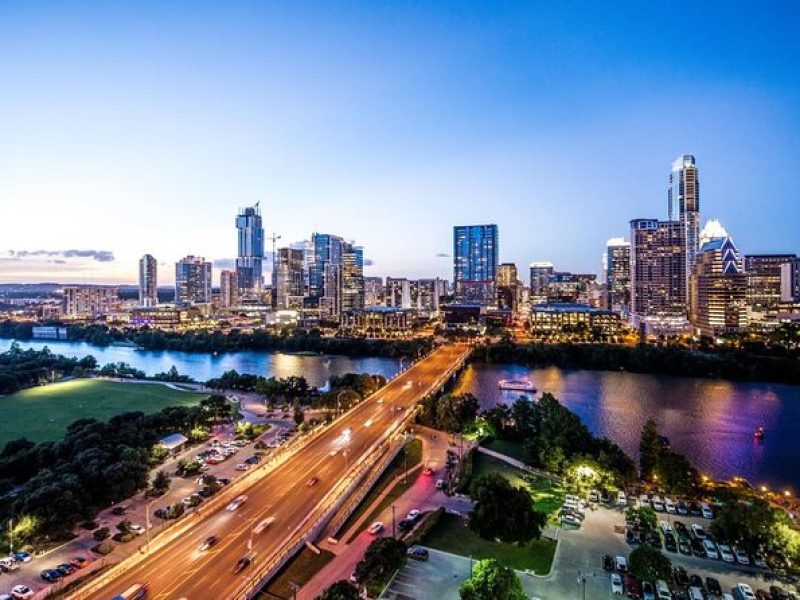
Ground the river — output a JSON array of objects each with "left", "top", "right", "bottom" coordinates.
[
  {"left": 455, "top": 362, "right": 800, "bottom": 493},
  {"left": 6, "top": 340, "right": 800, "bottom": 492}
]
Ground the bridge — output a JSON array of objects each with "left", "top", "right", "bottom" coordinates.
[{"left": 69, "top": 343, "right": 471, "bottom": 600}]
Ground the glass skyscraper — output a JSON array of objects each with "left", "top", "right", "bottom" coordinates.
[
  {"left": 453, "top": 224, "right": 499, "bottom": 306},
  {"left": 668, "top": 154, "right": 700, "bottom": 298},
  {"left": 138, "top": 253, "right": 158, "bottom": 307},
  {"left": 235, "top": 204, "right": 265, "bottom": 296},
  {"left": 175, "top": 256, "right": 212, "bottom": 304}
]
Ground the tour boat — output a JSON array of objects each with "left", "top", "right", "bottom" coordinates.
[
  {"left": 754, "top": 426, "right": 765, "bottom": 440},
  {"left": 498, "top": 378, "right": 537, "bottom": 393}
]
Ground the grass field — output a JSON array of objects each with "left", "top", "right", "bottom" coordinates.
[
  {"left": 422, "top": 512, "right": 556, "bottom": 574},
  {"left": 0, "top": 379, "right": 206, "bottom": 445},
  {"left": 473, "top": 453, "right": 564, "bottom": 524}
]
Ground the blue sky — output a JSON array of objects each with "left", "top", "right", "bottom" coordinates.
[{"left": 1, "top": 1, "right": 799, "bottom": 284}]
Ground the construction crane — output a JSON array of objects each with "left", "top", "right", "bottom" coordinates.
[{"left": 268, "top": 232, "right": 282, "bottom": 289}]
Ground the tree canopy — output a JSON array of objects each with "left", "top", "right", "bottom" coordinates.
[
  {"left": 459, "top": 558, "right": 526, "bottom": 600},
  {"left": 353, "top": 538, "right": 407, "bottom": 591},
  {"left": 468, "top": 473, "right": 546, "bottom": 544},
  {"left": 628, "top": 545, "right": 672, "bottom": 582},
  {"left": 315, "top": 581, "right": 360, "bottom": 600}
]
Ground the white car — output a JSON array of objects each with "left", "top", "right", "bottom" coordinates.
[
  {"left": 617, "top": 491, "right": 628, "bottom": 506},
  {"left": 735, "top": 583, "right": 756, "bottom": 600},
  {"left": 226, "top": 495, "right": 248, "bottom": 511},
  {"left": 659, "top": 521, "right": 673, "bottom": 533},
  {"left": 701, "top": 503, "right": 714, "bottom": 519},
  {"left": 703, "top": 539, "right": 719, "bottom": 559},
  {"left": 611, "top": 572, "right": 624, "bottom": 594},
  {"left": 665, "top": 499, "right": 676, "bottom": 514},
  {"left": 130, "top": 524, "right": 145, "bottom": 536},
  {"left": 235, "top": 463, "right": 250, "bottom": 471},
  {"left": 614, "top": 555, "right": 628, "bottom": 572},
  {"left": 368, "top": 522, "right": 383, "bottom": 535},
  {"left": 11, "top": 586, "right": 34, "bottom": 600},
  {"left": 655, "top": 580, "right": 671, "bottom": 600},
  {"left": 718, "top": 543, "right": 735, "bottom": 563},
  {"left": 651, "top": 496, "right": 665, "bottom": 512},
  {"left": 691, "top": 523, "right": 706, "bottom": 538},
  {"left": 734, "top": 547, "right": 750, "bottom": 565},
  {"left": 639, "top": 493, "right": 649, "bottom": 506},
  {"left": 407, "top": 509, "right": 421, "bottom": 521},
  {"left": 253, "top": 516, "right": 275, "bottom": 534},
  {"left": 0, "top": 557, "right": 19, "bottom": 572}
]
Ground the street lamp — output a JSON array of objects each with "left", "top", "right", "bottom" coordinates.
[
  {"left": 336, "top": 390, "right": 347, "bottom": 417},
  {"left": 145, "top": 499, "right": 157, "bottom": 554}
]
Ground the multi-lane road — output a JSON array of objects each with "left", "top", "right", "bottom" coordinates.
[{"left": 82, "top": 343, "right": 469, "bottom": 600}]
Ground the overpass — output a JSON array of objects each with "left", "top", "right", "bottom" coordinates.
[{"left": 68, "top": 343, "right": 471, "bottom": 600}]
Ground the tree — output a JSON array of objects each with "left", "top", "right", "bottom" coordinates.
[
  {"left": 459, "top": 558, "right": 526, "bottom": 600},
  {"left": 150, "top": 470, "right": 171, "bottom": 495},
  {"left": 200, "top": 394, "right": 232, "bottom": 423},
  {"left": 710, "top": 498, "right": 776, "bottom": 556},
  {"left": 315, "top": 581, "right": 360, "bottom": 600},
  {"left": 639, "top": 419, "right": 660, "bottom": 480},
  {"left": 294, "top": 404, "right": 305, "bottom": 427},
  {"left": 628, "top": 545, "right": 672, "bottom": 582},
  {"left": 354, "top": 538, "right": 406, "bottom": 591},
  {"left": 116, "top": 519, "right": 132, "bottom": 535},
  {"left": 93, "top": 526, "right": 111, "bottom": 542},
  {"left": 468, "top": 473, "right": 546, "bottom": 544}
]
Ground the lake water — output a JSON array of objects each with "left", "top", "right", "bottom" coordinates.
[
  {"left": 6, "top": 340, "right": 800, "bottom": 492},
  {"left": 455, "top": 362, "right": 800, "bottom": 493},
  {"left": 6, "top": 340, "right": 402, "bottom": 389}
]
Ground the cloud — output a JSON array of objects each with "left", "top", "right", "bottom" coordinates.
[
  {"left": 8, "top": 249, "right": 115, "bottom": 262},
  {"left": 363, "top": 258, "right": 375, "bottom": 266},
  {"left": 435, "top": 252, "right": 450, "bottom": 258}
]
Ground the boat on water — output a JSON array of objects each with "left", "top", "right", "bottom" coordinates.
[
  {"left": 498, "top": 378, "right": 537, "bottom": 393},
  {"left": 754, "top": 426, "right": 765, "bottom": 440}
]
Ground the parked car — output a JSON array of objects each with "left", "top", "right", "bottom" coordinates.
[
  {"left": 603, "top": 554, "right": 614, "bottom": 570},
  {"left": 407, "top": 546, "right": 429, "bottom": 561},
  {"left": 56, "top": 563, "right": 75, "bottom": 576},
  {"left": 407, "top": 509, "right": 421, "bottom": 521},
  {"left": 625, "top": 575, "right": 642, "bottom": 599},
  {"left": 735, "top": 583, "right": 757, "bottom": 600},
  {"left": 703, "top": 539, "right": 719, "bottom": 559},
  {"left": 0, "top": 557, "right": 19, "bottom": 572},
  {"left": 701, "top": 503, "right": 714, "bottom": 519},
  {"left": 673, "top": 566, "right": 689, "bottom": 587},
  {"left": 615, "top": 555, "right": 628, "bottom": 572},
  {"left": 618, "top": 490, "right": 628, "bottom": 506},
  {"left": 611, "top": 572, "right": 624, "bottom": 594},
  {"left": 655, "top": 580, "right": 671, "bottom": 600},
  {"left": 642, "top": 580, "right": 656, "bottom": 600},
  {"left": 235, "top": 463, "right": 250, "bottom": 471},
  {"left": 40, "top": 569, "right": 62, "bottom": 583},
  {"left": 13, "top": 552, "right": 31, "bottom": 563},
  {"left": 705, "top": 577, "right": 722, "bottom": 595},
  {"left": 734, "top": 547, "right": 750, "bottom": 565},
  {"left": 368, "top": 522, "right": 383, "bottom": 535},
  {"left": 11, "top": 585, "right": 34, "bottom": 600}
]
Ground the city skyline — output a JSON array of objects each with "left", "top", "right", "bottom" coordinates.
[{"left": 2, "top": 2, "right": 800, "bottom": 284}]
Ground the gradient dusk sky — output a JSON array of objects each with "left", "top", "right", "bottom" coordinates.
[{"left": 2, "top": 1, "right": 799, "bottom": 284}]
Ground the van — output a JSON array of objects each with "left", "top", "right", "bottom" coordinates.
[
  {"left": 112, "top": 584, "right": 147, "bottom": 600},
  {"left": 688, "top": 586, "right": 704, "bottom": 600}
]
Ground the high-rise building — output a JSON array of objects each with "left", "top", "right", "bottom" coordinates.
[
  {"left": 690, "top": 233, "right": 747, "bottom": 338},
  {"left": 342, "top": 245, "right": 364, "bottom": 312},
  {"left": 175, "top": 256, "right": 212, "bottom": 304},
  {"left": 220, "top": 269, "right": 239, "bottom": 308},
  {"left": 273, "top": 248, "right": 305, "bottom": 310},
  {"left": 364, "top": 277, "right": 385, "bottom": 307},
  {"left": 64, "top": 286, "right": 119, "bottom": 318},
  {"left": 138, "top": 254, "right": 158, "bottom": 307},
  {"left": 529, "top": 262, "right": 554, "bottom": 301},
  {"left": 235, "top": 204, "right": 265, "bottom": 297},
  {"left": 414, "top": 278, "right": 445, "bottom": 313},
  {"left": 497, "top": 263, "right": 518, "bottom": 288},
  {"left": 496, "top": 263, "right": 519, "bottom": 312},
  {"left": 744, "top": 254, "right": 797, "bottom": 310},
  {"left": 386, "top": 278, "right": 411, "bottom": 309},
  {"left": 781, "top": 258, "right": 800, "bottom": 302},
  {"left": 669, "top": 154, "right": 701, "bottom": 297},
  {"left": 308, "top": 233, "right": 343, "bottom": 303},
  {"left": 453, "top": 224, "right": 499, "bottom": 305},
  {"left": 604, "top": 239, "right": 631, "bottom": 314},
  {"left": 630, "top": 218, "right": 687, "bottom": 319}
]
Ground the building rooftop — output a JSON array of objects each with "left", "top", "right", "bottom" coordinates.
[
  {"left": 532, "top": 302, "right": 614, "bottom": 314},
  {"left": 159, "top": 433, "right": 189, "bottom": 450}
]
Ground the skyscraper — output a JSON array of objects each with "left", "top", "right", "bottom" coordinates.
[
  {"left": 604, "top": 239, "right": 630, "bottom": 314},
  {"left": 342, "top": 245, "right": 365, "bottom": 312},
  {"left": 235, "top": 204, "right": 265, "bottom": 297},
  {"left": 689, "top": 231, "right": 747, "bottom": 337},
  {"left": 744, "top": 254, "right": 797, "bottom": 310},
  {"left": 529, "top": 262, "right": 554, "bottom": 302},
  {"left": 138, "top": 254, "right": 158, "bottom": 307},
  {"left": 273, "top": 247, "right": 305, "bottom": 310},
  {"left": 453, "top": 224, "right": 499, "bottom": 305},
  {"left": 220, "top": 269, "right": 239, "bottom": 308},
  {"left": 175, "top": 256, "right": 212, "bottom": 304},
  {"left": 668, "top": 154, "right": 700, "bottom": 297}
]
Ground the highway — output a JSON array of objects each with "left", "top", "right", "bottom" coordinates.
[{"left": 83, "top": 343, "right": 470, "bottom": 600}]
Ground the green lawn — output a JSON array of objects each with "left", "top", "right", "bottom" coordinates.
[
  {"left": 257, "top": 547, "right": 334, "bottom": 599},
  {"left": 422, "top": 513, "right": 556, "bottom": 574},
  {"left": 0, "top": 379, "right": 206, "bottom": 445},
  {"left": 473, "top": 453, "right": 564, "bottom": 524}
]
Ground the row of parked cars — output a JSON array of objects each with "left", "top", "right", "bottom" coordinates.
[
  {"left": 616, "top": 491, "right": 716, "bottom": 520},
  {"left": 0, "top": 554, "right": 94, "bottom": 599}
]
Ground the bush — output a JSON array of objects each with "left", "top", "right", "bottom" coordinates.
[
  {"left": 92, "top": 527, "right": 110, "bottom": 542},
  {"left": 112, "top": 532, "right": 135, "bottom": 543},
  {"left": 455, "top": 448, "right": 475, "bottom": 494},
  {"left": 92, "top": 541, "right": 114, "bottom": 555},
  {"left": 80, "top": 519, "right": 98, "bottom": 530}
]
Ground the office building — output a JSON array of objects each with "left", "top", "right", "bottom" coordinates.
[
  {"left": 669, "top": 154, "right": 701, "bottom": 296},
  {"left": 342, "top": 245, "right": 364, "bottom": 312},
  {"left": 308, "top": 233, "right": 344, "bottom": 318},
  {"left": 781, "top": 258, "right": 800, "bottom": 302},
  {"left": 235, "top": 204, "right": 265, "bottom": 297},
  {"left": 604, "top": 239, "right": 630, "bottom": 314},
  {"left": 273, "top": 248, "right": 305, "bottom": 310},
  {"left": 630, "top": 218, "right": 687, "bottom": 322},
  {"left": 64, "top": 286, "right": 119, "bottom": 318},
  {"left": 175, "top": 256, "right": 212, "bottom": 304},
  {"left": 744, "top": 254, "right": 797, "bottom": 310},
  {"left": 220, "top": 270, "right": 239, "bottom": 308},
  {"left": 364, "top": 277, "right": 385, "bottom": 307},
  {"left": 497, "top": 263, "right": 518, "bottom": 288},
  {"left": 529, "top": 262, "right": 554, "bottom": 301},
  {"left": 138, "top": 254, "right": 158, "bottom": 307},
  {"left": 690, "top": 234, "right": 747, "bottom": 338},
  {"left": 530, "top": 303, "right": 622, "bottom": 338},
  {"left": 414, "top": 278, "right": 445, "bottom": 313},
  {"left": 453, "top": 224, "right": 499, "bottom": 305},
  {"left": 386, "top": 278, "right": 411, "bottom": 308}
]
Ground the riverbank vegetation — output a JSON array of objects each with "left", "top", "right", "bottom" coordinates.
[
  {"left": 478, "top": 340, "right": 800, "bottom": 385},
  {"left": 0, "top": 343, "right": 97, "bottom": 394}
]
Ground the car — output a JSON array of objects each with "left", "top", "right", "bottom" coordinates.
[
  {"left": 664, "top": 533, "right": 677, "bottom": 552},
  {"left": 691, "top": 523, "right": 706, "bottom": 539},
  {"left": 718, "top": 543, "right": 735, "bottom": 562},
  {"left": 0, "top": 557, "right": 19, "bottom": 572},
  {"left": 233, "top": 556, "right": 251, "bottom": 574},
  {"left": 614, "top": 555, "right": 628, "bottom": 572},
  {"left": 603, "top": 554, "right": 614, "bottom": 570},
  {"left": 648, "top": 531, "right": 663, "bottom": 549},
  {"left": 659, "top": 521, "right": 673, "bottom": 533},
  {"left": 642, "top": 581, "right": 656, "bottom": 600},
  {"left": 639, "top": 493, "right": 650, "bottom": 505},
  {"left": 753, "top": 555, "right": 768, "bottom": 569},
  {"left": 703, "top": 539, "right": 719, "bottom": 559},
  {"left": 618, "top": 490, "right": 628, "bottom": 506},
  {"left": 40, "top": 568, "right": 62, "bottom": 582},
  {"left": 673, "top": 566, "right": 689, "bottom": 587},
  {"left": 407, "top": 546, "right": 429, "bottom": 561},
  {"left": 183, "top": 494, "right": 202, "bottom": 507},
  {"left": 734, "top": 547, "right": 750, "bottom": 565},
  {"left": 688, "top": 587, "right": 704, "bottom": 600},
  {"left": 67, "top": 556, "right": 88, "bottom": 572},
  {"left": 589, "top": 490, "right": 599, "bottom": 503},
  {"left": 199, "top": 535, "right": 219, "bottom": 551},
  {"left": 689, "top": 574, "right": 704, "bottom": 590},
  {"left": 665, "top": 499, "right": 676, "bottom": 514},
  {"left": 56, "top": 563, "right": 76, "bottom": 576},
  {"left": 368, "top": 521, "right": 383, "bottom": 535},
  {"left": 611, "top": 572, "right": 624, "bottom": 594},
  {"left": 677, "top": 501, "right": 689, "bottom": 516},
  {"left": 13, "top": 551, "right": 32, "bottom": 563},
  {"left": 701, "top": 503, "right": 714, "bottom": 519},
  {"left": 735, "top": 583, "right": 757, "bottom": 600},
  {"left": 307, "top": 477, "right": 319, "bottom": 487},
  {"left": 674, "top": 521, "right": 689, "bottom": 538},
  {"left": 235, "top": 463, "right": 250, "bottom": 471},
  {"left": 407, "top": 509, "right": 421, "bottom": 521},
  {"left": 678, "top": 538, "right": 692, "bottom": 555},
  {"left": 226, "top": 495, "right": 248, "bottom": 511},
  {"left": 218, "top": 477, "right": 231, "bottom": 485},
  {"left": 129, "top": 523, "right": 145, "bottom": 536},
  {"left": 705, "top": 577, "right": 722, "bottom": 595},
  {"left": 111, "top": 505, "right": 127, "bottom": 516},
  {"left": 562, "top": 513, "right": 581, "bottom": 526},
  {"left": 625, "top": 574, "right": 642, "bottom": 599},
  {"left": 655, "top": 580, "right": 671, "bottom": 600},
  {"left": 197, "top": 486, "right": 214, "bottom": 498},
  {"left": 435, "top": 479, "right": 444, "bottom": 489},
  {"left": 244, "top": 455, "right": 261, "bottom": 465},
  {"left": 11, "top": 585, "right": 34, "bottom": 600},
  {"left": 253, "top": 517, "right": 275, "bottom": 534},
  {"left": 422, "top": 467, "right": 434, "bottom": 476},
  {"left": 688, "top": 502, "right": 702, "bottom": 517},
  {"left": 651, "top": 495, "right": 665, "bottom": 512}
]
